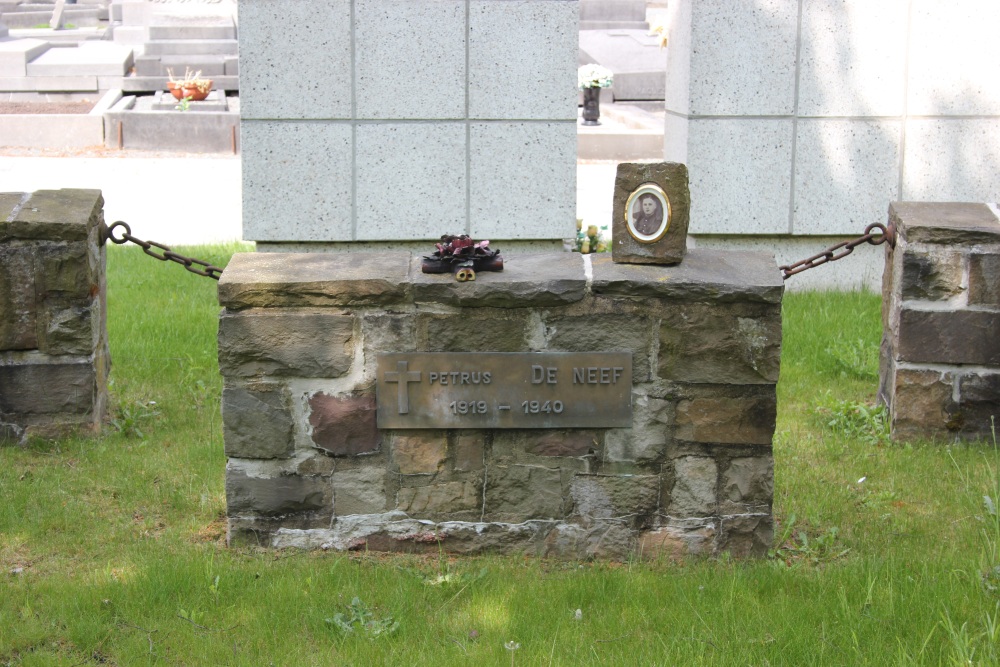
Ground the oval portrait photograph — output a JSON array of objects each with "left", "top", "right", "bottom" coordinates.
[{"left": 624, "top": 183, "right": 671, "bottom": 243}]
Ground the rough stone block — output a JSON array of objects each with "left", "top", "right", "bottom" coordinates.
[
  {"left": 39, "top": 306, "right": 93, "bottom": 356},
  {"left": 222, "top": 384, "right": 294, "bottom": 459},
  {"left": 898, "top": 310, "right": 1000, "bottom": 366},
  {"left": 396, "top": 479, "right": 482, "bottom": 520},
  {"left": 484, "top": 464, "right": 564, "bottom": 522},
  {"left": 218, "top": 310, "right": 354, "bottom": 378},
  {"left": 719, "top": 457, "right": 773, "bottom": 514},
  {"left": 355, "top": 0, "right": 465, "bottom": 120},
  {"left": 590, "top": 249, "right": 784, "bottom": 304},
  {"left": 569, "top": 474, "right": 659, "bottom": 528},
  {"left": 468, "top": 122, "right": 577, "bottom": 240},
  {"left": 35, "top": 241, "right": 92, "bottom": 302},
  {"left": 675, "top": 390, "right": 777, "bottom": 446},
  {"left": 219, "top": 251, "right": 411, "bottom": 309},
  {"left": 454, "top": 432, "right": 485, "bottom": 471},
  {"left": 332, "top": 467, "right": 387, "bottom": 516},
  {"left": 969, "top": 254, "right": 1000, "bottom": 307},
  {"left": 604, "top": 395, "right": 673, "bottom": 463},
  {"left": 957, "top": 373, "right": 1000, "bottom": 439},
  {"left": 659, "top": 304, "right": 782, "bottom": 384},
  {"left": 226, "top": 468, "right": 331, "bottom": 517},
  {"left": 545, "top": 313, "right": 653, "bottom": 381},
  {"left": 410, "top": 252, "right": 586, "bottom": 308},
  {"left": 717, "top": 514, "right": 772, "bottom": 558},
  {"left": 666, "top": 456, "right": 717, "bottom": 517},
  {"left": 468, "top": 0, "right": 578, "bottom": 120},
  {"left": 239, "top": 0, "right": 352, "bottom": 120},
  {"left": 889, "top": 203, "right": 1000, "bottom": 246},
  {"left": 526, "top": 430, "right": 602, "bottom": 458},
  {"left": 1, "top": 189, "right": 103, "bottom": 242},
  {"left": 392, "top": 432, "right": 447, "bottom": 474},
  {"left": 308, "top": 393, "right": 381, "bottom": 456},
  {"left": 420, "top": 313, "right": 528, "bottom": 353},
  {"left": 0, "top": 361, "right": 94, "bottom": 416},
  {"left": 889, "top": 367, "right": 956, "bottom": 441},
  {"left": 611, "top": 162, "right": 690, "bottom": 265},
  {"left": 901, "top": 250, "right": 964, "bottom": 301},
  {"left": 542, "top": 522, "right": 635, "bottom": 560},
  {"left": 0, "top": 245, "right": 38, "bottom": 350},
  {"left": 637, "top": 519, "right": 717, "bottom": 559}
]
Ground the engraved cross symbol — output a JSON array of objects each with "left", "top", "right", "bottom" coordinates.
[{"left": 385, "top": 361, "right": 421, "bottom": 414}]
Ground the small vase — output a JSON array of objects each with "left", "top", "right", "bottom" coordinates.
[{"left": 581, "top": 86, "right": 602, "bottom": 126}]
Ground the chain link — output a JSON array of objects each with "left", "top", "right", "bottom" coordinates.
[
  {"left": 779, "top": 221, "right": 896, "bottom": 280},
  {"left": 101, "top": 221, "right": 224, "bottom": 280}
]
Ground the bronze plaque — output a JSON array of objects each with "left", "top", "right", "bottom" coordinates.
[{"left": 376, "top": 352, "right": 632, "bottom": 429}]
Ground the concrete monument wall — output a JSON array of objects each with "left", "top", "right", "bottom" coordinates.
[
  {"left": 239, "top": 0, "right": 579, "bottom": 252},
  {"left": 0, "top": 189, "right": 110, "bottom": 445},
  {"left": 218, "top": 249, "right": 782, "bottom": 559},
  {"left": 880, "top": 202, "right": 1000, "bottom": 442},
  {"left": 664, "top": 0, "right": 1000, "bottom": 291}
]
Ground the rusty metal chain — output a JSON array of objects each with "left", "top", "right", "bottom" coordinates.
[
  {"left": 779, "top": 221, "right": 896, "bottom": 280},
  {"left": 101, "top": 221, "right": 224, "bottom": 280}
]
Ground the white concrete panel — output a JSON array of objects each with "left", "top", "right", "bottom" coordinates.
[
  {"left": 469, "top": 0, "right": 578, "bottom": 120},
  {"left": 798, "top": 0, "right": 907, "bottom": 117},
  {"left": 688, "top": 0, "right": 798, "bottom": 116},
  {"left": 687, "top": 118, "right": 793, "bottom": 235},
  {"left": 242, "top": 121, "right": 353, "bottom": 241},
  {"left": 355, "top": 122, "right": 467, "bottom": 240},
  {"left": 0, "top": 39, "right": 49, "bottom": 77},
  {"left": 903, "top": 118, "right": 1000, "bottom": 203},
  {"left": 663, "top": 0, "right": 691, "bottom": 117},
  {"left": 239, "top": 0, "right": 352, "bottom": 120},
  {"left": 908, "top": 0, "right": 1000, "bottom": 116},
  {"left": 663, "top": 111, "right": 689, "bottom": 163},
  {"left": 470, "top": 121, "right": 577, "bottom": 239},
  {"left": 355, "top": 0, "right": 466, "bottom": 120},
  {"left": 793, "top": 119, "right": 901, "bottom": 235}
]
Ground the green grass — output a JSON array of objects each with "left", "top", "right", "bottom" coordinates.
[{"left": 2, "top": 246, "right": 999, "bottom": 665}]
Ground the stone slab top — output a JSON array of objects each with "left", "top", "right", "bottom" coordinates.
[
  {"left": 890, "top": 202, "right": 1000, "bottom": 245},
  {"left": 591, "top": 249, "right": 784, "bottom": 304},
  {"left": 219, "top": 248, "right": 784, "bottom": 310},
  {"left": 1, "top": 189, "right": 103, "bottom": 242}
]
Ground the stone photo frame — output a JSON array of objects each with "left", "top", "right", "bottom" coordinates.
[
  {"left": 612, "top": 162, "right": 690, "bottom": 265},
  {"left": 625, "top": 183, "right": 671, "bottom": 243}
]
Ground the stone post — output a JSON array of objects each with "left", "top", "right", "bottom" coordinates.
[
  {"left": 880, "top": 202, "right": 1000, "bottom": 441},
  {"left": 0, "top": 189, "right": 110, "bottom": 445}
]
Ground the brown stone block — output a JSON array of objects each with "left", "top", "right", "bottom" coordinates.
[
  {"left": 638, "top": 520, "right": 716, "bottom": 559},
  {"left": 901, "top": 250, "right": 964, "bottom": 301},
  {"left": 545, "top": 313, "right": 654, "bottom": 381},
  {"left": 332, "top": 467, "right": 387, "bottom": 515},
  {"left": 604, "top": 395, "right": 673, "bottom": 463},
  {"left": 225, "top": 469, "right": 331, "bottom": 517},
  {"left": 719, "top": 457, "right": 773, "bottom": 514},
  {"left": 34, "top": 242, "right": 92, "bottom": 302},
  {"left": 222, "top": 383, "right": 295, "bottom": 459},
  {"left": 957, "top": 373, "right": 1000, "bottom": 440},
  {"left": 420, "top": 313, "right": 528, "bottom": 352},
  {"left": 675, "top": 390, "right": 777, "bottom": 445},
  {"left": 454, "top": 432, "right": 485, "bottom": 471},
  {"left": 490, "top": 431, "right": 591, "bottom": 471},
  {"left": 969, "top": 254, "right": 1000, "bottom": 307},
  {"left": 526, "top": 430, "right": 602, "bottom": 458},
  {"left": 0, "top": 244, "right": 38, "bottom": 350},
  {"left": 484, "top": 464, "right": 564, "bottom": 522},
  {"left": 218, "top": 310, "right": 354, "bottom": 378},
  {"left": 717, "top": 514, "right": 773, "bottom": 557},
  {"left": 898, "top": 310, "right": 1000, "bottom": 366},
  {"left": 890, "top": 368, "right": 957, "bottom": 441},
  {"left": 891, "top": 202, "right": 1000, "bottom": 246},
  {"left": 542, "top": 522, "right": 635, "bottom": 560},
  {"left": 308, "top": 393, "right": 381, "bottom": 456},
  {"left": 0, "top": 361, "right": 94, "bottom": 416},
  {"left": 659, "top": 304, "right": 782, "bottom": 384},
  {"left": 2, "top": 189, "right": 103, "bottom": 242},
  {"left": 592, "top": 250, "right": 783, "bottom": 304},
  {"left": 392, "top": 432, "right": 447, "bottom": 474},
  {"left": 38, "top": 306, "right": 94, "bottom": 356},
  {"left": 410, "top": 252, "right": 586, "bottom": 308},
  {"left": 396, "top": 479, "right": 482, "bottom": 521},
  {"left": 568, "top": 474, "right": 659, "bottom": 528},
  {"left": 611, "top": 162, "right": 689, "bottom": 265},
  {"left": 217, "top": 251, "right": 412, "bottom": 309},
  {"left": 665, "top": 456, "right": 717, "bottom": 516}
]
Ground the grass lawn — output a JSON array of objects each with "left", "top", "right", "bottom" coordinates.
[{"left": 1, "top": 244, "right": 998, "bottom": 665}]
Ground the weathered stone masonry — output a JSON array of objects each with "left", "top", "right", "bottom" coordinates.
[
  {"left": 880, "top": 203, "right": 1000, "bottom": 442},
  {"left": 0, "top": 189, "right": 109, "bottom": 445},
  {"left": 219, "top": 250, "right": 783, "bottom": 559}
]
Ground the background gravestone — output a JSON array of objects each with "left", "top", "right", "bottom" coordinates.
[{"left": 239, "top": 0, "right": 579, "bottom": 252}]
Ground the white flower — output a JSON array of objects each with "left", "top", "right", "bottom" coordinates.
[
  {"left": 578, "top": 64, "right": 614, "bottom": 89},
  {"left": 504, "top": 641, "right": 521, "bottom": 651}
]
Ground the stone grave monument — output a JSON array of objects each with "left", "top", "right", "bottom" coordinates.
[{"left": 222, "top": 0, "right": 784, "bottom": 559}]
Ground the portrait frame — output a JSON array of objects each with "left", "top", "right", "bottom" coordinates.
[{"left": 624, "top": 183, "right": 671, "bottom": 244}]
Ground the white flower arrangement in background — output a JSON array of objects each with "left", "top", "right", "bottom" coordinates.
[{"left": 577, "top": 64, "right": 614, "bottom": 89}]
